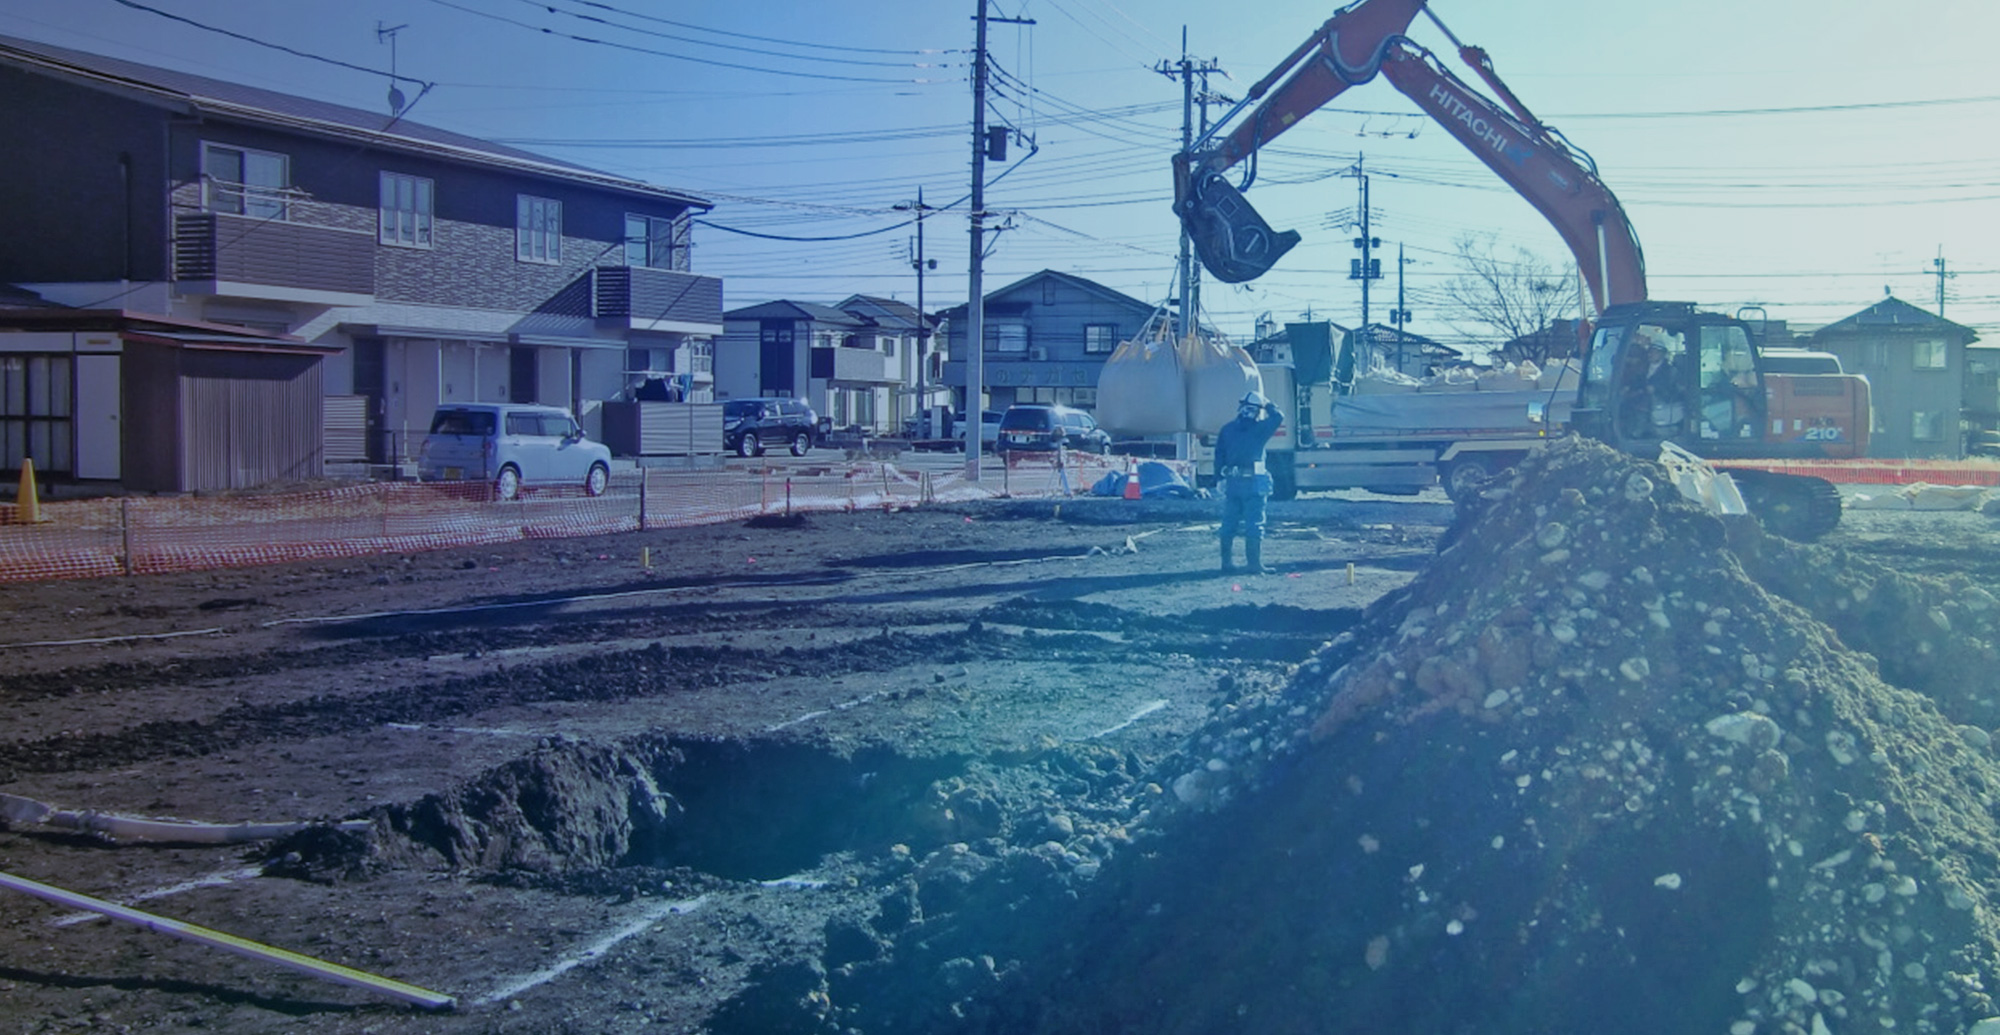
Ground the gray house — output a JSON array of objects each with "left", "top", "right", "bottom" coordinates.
[
  {"left": 1811, "top": 296, "right": 1981, "bottom": 459},
  {"left": 0, "top": 33, "right": 722, "bottom": 479},
  {"left": 936, "top": 269, "right": 1157, "bottom": 416}
]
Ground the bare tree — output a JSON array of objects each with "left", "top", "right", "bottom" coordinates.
[{"left": 1439, "top": 234, "right": 1583, "bottom": 365}]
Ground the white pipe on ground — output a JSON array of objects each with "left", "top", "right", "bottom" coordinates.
[{"left": 0, "top": 870, "right": 455, "bottom": 1011}]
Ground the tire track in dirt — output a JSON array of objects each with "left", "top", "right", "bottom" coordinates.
[{"left": 0, "top": 605, "right": 1342, "bottom": 780}]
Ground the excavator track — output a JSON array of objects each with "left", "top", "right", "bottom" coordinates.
[{"left": 1725, "top": 468, "right": 1842, "bottom": 542}]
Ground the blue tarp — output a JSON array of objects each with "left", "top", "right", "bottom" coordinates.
[{"left": 1090, "top": 460, "right": 1199, "bottom": 499}]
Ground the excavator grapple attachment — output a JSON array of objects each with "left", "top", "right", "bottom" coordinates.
[{"left": 1173, "top": 160, "right": 1300, "bottom": 284}]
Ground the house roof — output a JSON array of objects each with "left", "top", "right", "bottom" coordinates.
[
  {"left": 935, "top": 269, "right": 1156, "bottom": 319},
  {"left": 1814, "top": 295, "right": 1979, "bottom": 343},
  {"left": 723, "top": 300, "right": 869, "bottom": 327},
  {"left": 1352, "top": 323, "right": 1456, "bottom": 357},
  {"left": 838, "top": 295, "right": 930, "bottom": 332},
  {"left": 0, "top": 33, "right": 711, "bottom": 210}
]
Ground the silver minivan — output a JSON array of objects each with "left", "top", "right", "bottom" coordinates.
[{"left": 418, "top": 403, "right": 613, "bottom": 499}]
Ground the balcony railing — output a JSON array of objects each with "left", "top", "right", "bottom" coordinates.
[
  {"left": 174, "top": 212, "right": 374, "bottom": 298},
  {"left": 811, "top": 345, "right": 894, "bottom": 384},
  {"left": 595, "top": 267, "right": 723, "bottom": 332}
]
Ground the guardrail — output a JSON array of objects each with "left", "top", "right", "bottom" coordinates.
[{"left": 0, "top": 452, "right": 1171, "bottom": 584}]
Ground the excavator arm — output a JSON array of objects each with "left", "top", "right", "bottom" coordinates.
[{"left": 1177, "top": 0, "right": 1646, "bottom": 316}]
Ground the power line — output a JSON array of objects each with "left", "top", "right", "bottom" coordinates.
[
  {"left": 103, "top": 0, "right": 430, "bottom": 86},
  {"left": 541, "top": 0, "right": 952, "bottom": 56},
  {"left": 418, "top": 0, "right": 953, "bottom": 84},
  {"left": 495, "top": 0, "right": 950, "bottom": 69}
]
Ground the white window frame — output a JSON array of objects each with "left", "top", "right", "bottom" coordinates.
[
  {"left": 995, "top": 323, "right": 1029, "bottom": 354},
  {"left": 1912, "top": 410, "right": 1943, "bottom": 441},
  {"left": 1084, "top": 323, "right": 1118, "bottom": 355},
  {"left": 201, "top": 142, "right": 289, "bottom": 220},
  {"left": 516, "top": 194, "right": 562, "bottom": 264},
  {"left": 1913, "top": 338, "right": 1948, "bottom": 371},
  {"left": 379, "top": 172, "right": 434, "bottom": 248}
]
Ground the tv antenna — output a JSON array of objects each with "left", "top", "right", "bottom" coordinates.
[{"left": 377, "top": 22, "right": 410, "bottom": 116}]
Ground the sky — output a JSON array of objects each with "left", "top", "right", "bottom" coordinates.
[{"left": 5, "top": 0, "right": 1999, "bottom": 354}]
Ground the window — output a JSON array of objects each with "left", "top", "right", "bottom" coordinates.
[
  {"left": 1912, "top": 410, "right": 1944, "bottom": 441},
  {"left": 624, "top": 214, "right": 678, "bottom": 269},
  {"left": 1913, "top": 338, "right": 1948, "bottom": 370},
  {"left": 1084, "top": 324, "right": 1118, "bottom": 355},
  {"left": 379, "top": 172, "right": 433, "bottom": 248},
  {"left": 516, "top": 195, "right": 562, "bottom": 263},
  {"left": 1864, "top": 342, "right": 1890, "bottom": 369},
  {"left": 202, "top": 142, "right": 288, "bottom": 219},
  {"left": 995, "top": 323, "right": 1029, "bottom": 354},
  {"left": 0, "top": 356, "right": 74, "bottom": 475}
]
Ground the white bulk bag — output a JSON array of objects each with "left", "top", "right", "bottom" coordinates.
[
  {"left": 1095, "top": 337, "right": 1189, "bottom": 435},
  {"left": 1180, "top": 334, "right": 1263, "bottom": 434}
]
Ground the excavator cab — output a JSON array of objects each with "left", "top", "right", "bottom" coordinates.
[
  {"left": 1173, "top": 154, "right": 1301, "bottom": 283},
  {"left": 1579, "top": 304, "right": 1778, "bottom": 460},
  {"left": 1580, "top": 303, "right": 1840, "bottom": 539}
]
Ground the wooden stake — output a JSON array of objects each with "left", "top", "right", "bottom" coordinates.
[{"left": 0, "top": 870, "right": 455, "bottom": 1011}]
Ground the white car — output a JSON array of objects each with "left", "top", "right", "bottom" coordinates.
[
  {"left": 956, "top": 410, "right": 1004, "bottom": 451},
  {"left": 418, "top": 403, "right": 612, "bottom": 499}
]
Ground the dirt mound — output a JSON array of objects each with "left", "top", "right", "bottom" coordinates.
[{"left": 792, "top": 438, "right": 2000, "bottom": 1034}]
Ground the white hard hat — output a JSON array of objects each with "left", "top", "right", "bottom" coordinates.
[{"left": 1240, "top": 391, "right": 1268, "bottom": 408}]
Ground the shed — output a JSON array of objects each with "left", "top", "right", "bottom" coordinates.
[{"left": 0, "top": 308, "right": 337, "bottom": 491}]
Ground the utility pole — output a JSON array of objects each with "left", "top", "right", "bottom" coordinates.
[
  {"left": 965, "top": 0, "right": 1032, "bottom": 478},
  {"left": 1389, "top": 243, "right": 1413, "bottom": 374},
  {"left": 896, "top": 190, "right": 938, "bottom": 434},
  {"left": 1157, "top": 32, "right": 1223, "bottom": 339},
  {"left": 1347, "top": 156, "right": 1382, "bottom": 370},
  {"left": 1933, "top": 248, "right": 1954, "bottom": 317}
]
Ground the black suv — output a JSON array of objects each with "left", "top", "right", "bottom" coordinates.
[
  {"left": 724, "top": 397, "right": 819, "bottom": 457},
  {"left": 996, "top": 404, "right": 1111, "bottom": 455}
]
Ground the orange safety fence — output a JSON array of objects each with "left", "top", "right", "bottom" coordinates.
[{"left": 0, "top": 451, "right": 1192, "bottom": 585}]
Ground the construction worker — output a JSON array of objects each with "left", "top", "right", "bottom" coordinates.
[{"left": 1215, "top": 391, "right": 1285, "bottom": 574}]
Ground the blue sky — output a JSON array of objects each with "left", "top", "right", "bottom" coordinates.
[{"left": 6, "top": 0, "right": 1998, "bottom": 350}]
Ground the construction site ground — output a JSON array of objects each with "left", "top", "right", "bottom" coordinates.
[{"left": 4, "top": 449, "right": 2000, "bottom": 1035}]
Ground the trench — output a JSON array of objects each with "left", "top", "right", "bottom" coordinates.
[{"left": 294, "top": 730, "right": 1125, "bottom": 890}]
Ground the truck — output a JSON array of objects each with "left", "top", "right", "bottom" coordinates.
[
  {"left": 1256, "top": 353, "right": 1574, "bottom": 504},
  {"left": 1162, "top": 0, "right": 1870, "bottom": 540}
]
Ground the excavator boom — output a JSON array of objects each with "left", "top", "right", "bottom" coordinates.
[{"left": 1176, "top": 0, "right": 1644, "bottom": 314}]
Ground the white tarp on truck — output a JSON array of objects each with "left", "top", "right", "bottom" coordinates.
[{"left": 1330, "top": 389, "right": 1572, "bottom": 436}]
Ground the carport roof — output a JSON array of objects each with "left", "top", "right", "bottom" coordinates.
[{"left": 0, "top": 308, "right": 339, "bottom": 353}]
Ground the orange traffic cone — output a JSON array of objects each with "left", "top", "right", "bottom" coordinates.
[
  {"left": 16, "top": 458, "right": 47, "bottom": 524},
  {"left": 1123, "top": 459, "right": 1142, "bottom": 500}
]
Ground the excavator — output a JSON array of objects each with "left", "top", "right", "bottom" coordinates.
[{"left": 1172, "top": 0, "right": 1866, "bottom": 540}]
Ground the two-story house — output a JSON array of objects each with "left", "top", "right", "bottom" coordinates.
[
  {"left": 715, "top": 296, "right": 939, "bottom": 434},
  {"left": 0, "top": 34, "right": 722, "bottom": 479},
  {"left": 936, "top": 270, "right": 1156, "bottom": 416},
  {"left": 1811, "top": 296, "right": 1981, "bottom": 459}
]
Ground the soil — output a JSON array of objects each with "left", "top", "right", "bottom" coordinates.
[{"left": 2, "top": 447, "right": 1999, "bottom": 1035}]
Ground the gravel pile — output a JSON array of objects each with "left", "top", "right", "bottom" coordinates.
[{"left": 842, "top": 437, "right": 2000, "bottom": 1035}]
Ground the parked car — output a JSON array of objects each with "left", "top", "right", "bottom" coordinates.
[
  {"left": 418, "top": 403, "right": 612, "bottom": 499},
  {"left": 723, "top": 397, "right": 819, "bottom": 457},
  {"left": 956, "top": 409, "right": 1004, "bottom": 452},
  {"left": 996, "top": 404, "right": 1111, "bottom": 455}
]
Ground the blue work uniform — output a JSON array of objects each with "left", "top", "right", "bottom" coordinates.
[{"left": 1215, "top": 404, "right": 1284, "bottom": 561}]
